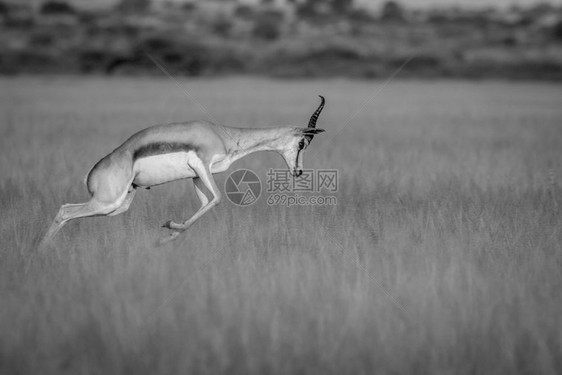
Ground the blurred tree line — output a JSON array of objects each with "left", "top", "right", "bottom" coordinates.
[{"left": 0, "top": 0, "right": 561, "bottom": 80}]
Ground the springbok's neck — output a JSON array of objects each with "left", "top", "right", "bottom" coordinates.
[{"left": 223, "top": 126, "right": 286, "bottom": 161}]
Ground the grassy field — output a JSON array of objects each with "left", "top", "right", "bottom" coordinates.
[{"left": 1, "top": 76, "right": 562, "bottom": 374}]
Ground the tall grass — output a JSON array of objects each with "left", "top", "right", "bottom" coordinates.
[{"left": 1, "top": 76, "right": 562, "bottom": 374}]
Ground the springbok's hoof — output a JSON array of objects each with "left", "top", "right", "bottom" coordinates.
[{"left": 162, "top": 220, "right": 175, "bottom": 229}]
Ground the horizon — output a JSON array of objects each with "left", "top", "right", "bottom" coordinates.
[
  {"left": 40, "top": 0, "right": 562, "bottom": 10},
  {"left": 362, "top": 0, "right": 562, "bottom": 7}
]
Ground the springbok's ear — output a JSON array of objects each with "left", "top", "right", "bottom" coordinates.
[{"left": 301, "top": 128, "right": 326, "bottom": 135}]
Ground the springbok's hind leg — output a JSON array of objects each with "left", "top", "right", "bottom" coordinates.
[
  {"left": 40, "top": 199, "right": 121, "bottom": 247},
  {"left": 43, "top": 203, "right": 87, "bottom": 244},
  {"left": 108, "top": 186, "right": 136, "bottom": 217}
]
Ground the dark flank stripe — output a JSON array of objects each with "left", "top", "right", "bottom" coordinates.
[{"left": 133, "top": 142, "right": 198, "bottom": 161}]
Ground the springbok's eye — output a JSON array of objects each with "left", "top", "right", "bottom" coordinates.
[{"left": 298, "top": 139, "right": 306, "bottom": 150}]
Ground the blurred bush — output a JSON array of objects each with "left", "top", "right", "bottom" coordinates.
[
  {"left": 40, "top": 1, "right": 76, "bottom": 15},
  {"left": 0, "top": 0, "right": 561, "bottom": 80}
]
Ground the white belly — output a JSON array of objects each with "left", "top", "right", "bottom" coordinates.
[{"left": 133, "top": 152, "right": 197, "bottom": 187}]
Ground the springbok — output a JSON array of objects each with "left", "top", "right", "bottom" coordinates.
[{"left": 42, "top": 96, "right": 326, "bottom": 245}]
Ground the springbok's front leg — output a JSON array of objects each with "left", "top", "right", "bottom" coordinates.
[{"left": 159, "top": 162, "right": 222, "bottom": 245}]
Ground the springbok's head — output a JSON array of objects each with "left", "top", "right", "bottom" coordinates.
[{"left": 280, "top": 96, "right": 326, "bottom": 177}]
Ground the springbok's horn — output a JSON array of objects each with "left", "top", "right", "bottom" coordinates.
[
  {"left": 305, "top": 95, "right": 325, "bottom": 142},
  {"left": 308, "top": 95, "right": 325, "bottom": 129}
]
